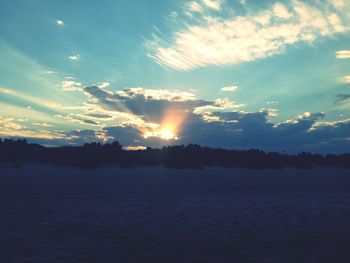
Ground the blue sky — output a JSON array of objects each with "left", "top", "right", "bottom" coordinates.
[{"left": 0, "top": 0, "right": 350, "bottom": 152}]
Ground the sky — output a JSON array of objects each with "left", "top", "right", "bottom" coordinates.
[{"left": 0, "top": 0, "right": 350, "bottom": 153}]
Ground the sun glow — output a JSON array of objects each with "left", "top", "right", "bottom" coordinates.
[
  {"left": 142, "top": 109, "right": 187, "bottom": 141},
  {"left": 143, "top": 125, "right": 178, "bottom": 140},
  {"left": 159, "top": 127, "right": 176, "bottom": 140}
]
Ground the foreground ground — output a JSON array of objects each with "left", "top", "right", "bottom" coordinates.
[{"left": 0, "top": 164, "right": 349, "bottom": 262}]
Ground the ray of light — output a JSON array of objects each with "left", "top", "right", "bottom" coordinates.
[{"left": 143, "top": 108, "right": 187, "bottom": 140}]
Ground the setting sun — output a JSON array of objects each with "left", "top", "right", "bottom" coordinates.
[
  {"left": 142, "top": 109, "right": 187, "bottom": 141},
  {"left": 159, "top": 127, "right": 177, "bottom": 140},
  {"left": 143, "top": 125, "right": 178, "bottom": 140}
]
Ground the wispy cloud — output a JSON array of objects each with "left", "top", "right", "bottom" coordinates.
[
  {"left": 0, "top": 87, "right": 11, "bottom": 94},
  {"left": 68, "top": 54, "right": 80, "bottom": 61},
  {"left": 336, "top": 50, "right": 350, "bottom": 59},
  {"left": 342, "top": 76, "right": 350, "bottom": 83},
  {"left": 202, "top": 0, "right": 222, "bottom": 11},
  {"left": 32, "top": 122, "right": 53, "bottom": 127},
  {"left": 186, "top": 0, "right": 222, "bottom": 14},
  {"left": 55, "top": 114, "right": 102, "bottom": 127},
  {"left": 61, "top": 80, "right": 83, "bottom": 91},
  {"left": 221, "top": 85, "right": 238, "bottom": 92},
  {"left": 0, "top": 117, "right": 65, "bottom": 140},
  {"left": 147, "top": 0, "right": 350, "bottom": 70},
  {"left": 56, "top": 19, "right": 64, "bottom": 26},
  {"left": 0, "top": 117, "right": 22, "bottom": 130},
  {"left": 266, "top": 101, "right": 278, "bottom": 105},
  {"left": 187, "top": 1, "right": 203, "bottom": 13},
  {"left": 43, "top": 70, "right": 57, "bottom": 74}
]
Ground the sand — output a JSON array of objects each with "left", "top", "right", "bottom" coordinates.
[{"left": 0, "top": 164, "right": 349, "bottom": 262}]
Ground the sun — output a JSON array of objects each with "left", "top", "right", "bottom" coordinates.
[
  {"left": 143, "top": 126, "right": 178, "bottom": 140},
  {"left": 159, "top": 127, "right": 177, "bottom": 140},
  {"left": 142, "top": 109, "right": 187, "bottom": 141}
]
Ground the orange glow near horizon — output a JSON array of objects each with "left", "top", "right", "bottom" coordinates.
[{"left": 142, "top": 109, "right": 187, "bottom": 141}]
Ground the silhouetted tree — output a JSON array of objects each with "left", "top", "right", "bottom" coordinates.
[{"left": 0, "top": 138, "right": 349, "bottom": 169}]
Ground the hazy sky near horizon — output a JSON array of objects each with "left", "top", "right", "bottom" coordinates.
[{"left": 0, "top": 0, "right": 350, "bottom": 152}]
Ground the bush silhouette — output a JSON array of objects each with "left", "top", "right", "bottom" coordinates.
[{"left": 0, "top": 138, "right": 349, "bottom": 169}]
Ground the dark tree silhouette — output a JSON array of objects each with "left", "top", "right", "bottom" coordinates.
[{"left": 0, "top": 138, "right": 349, "bottom": 169}]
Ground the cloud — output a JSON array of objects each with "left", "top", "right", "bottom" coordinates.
[
  {"left": 32, "top": 122, "right": 53, "bottom": 127},
  {"left": 0, "top": 87, "right": 11, "bottom": 94},
  {"left": 147, "top": 0, "right": 350, "bottom": 70},
  {"left": 18, "top": 129, "right": 112, "bottom": 146},
  {"left": 59, "top": 85, "right": 236, "bottom": 143},
  {"left": 84, "top": 113, "right": 114, "bottom": 120},
  {"left": 202, "top": 0, "right": 221, "bottom": 11},
  {"left": 61, "top": 80, "right": 83, "bottom": 91},
  {"left": 43, "top": 70, "right": 57, "bottom": 74},
  {"left": 263, "top": 108, "right": 279, "bottom": 117},
  {"left": 275, "top": 112, "right": 326, "bottom": 130},
  {"left": 0, "top": 117, "right": 66, "bottom": 140},
  {"left": 55, "top": 114, "right": 102, "bottom": 127},
  {"left": 0, "top": 117, "right": 22, "bottom": 130},
  {"left": 342, "top": 76, "right": 350, "bottom": 83},
  {"left": 98, "top": 82, "right": 110, "bottom": 88},
  {"left": 83, "top": 86, "right": 209, "bottom": 123},
  {"left": 56, "top": 19, "right": 64, "bottom": 26},
  {"left": 49, "top": 111, "right": 350, "bottom": 153},
  {"left": 123, "top": 145, "right": 147, "bottom": 151},
  {"left": 116, "top": 87, "right": 197, "bottom": 101},
  {"left": 336, "top": 50, "right": 350, "bottom": 59},
  {"left": 335, "top": 94, "right": 350, "bottom": 104},
  {"left": 170, "top": 11, "right": 178, "bottom": 18},
  {"left": 173, "top": 110, "right": 350, "bottom": 153},
  {"left": 65, "top": 129, "right": 111, "bottom": 143},
  {"left": 186, "top": 0, "right": 221, "bottom": 14},
  {"left": 68, "top": 86, "right": 350, "bottom": 152},
  {"left": 188, "top": 1, "right": 203, "bottom": 12},
  {"left": 330, "top": 0, "right": 347, "bottom": 8},
  {"left": 221, "top": 85, "right": 238, "bottom": 92},
  {"left": 194, "top": 98, "right": 243, "bottom": 114},
  {"left": 273, "top": 3, "right": 292, "bottom": 19},
  {"left": 68, "top": 54, "right": 80, "bottom": 61},
  {"left": 5, "top": 84, "right": 349, "bottom": 153},
  {"left": 266, "top": 100, "right": 278, "bottom": 105}
]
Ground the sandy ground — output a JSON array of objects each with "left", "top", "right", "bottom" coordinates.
[{"left": 0, "top": 164, "right": 350, "bottom": 262}]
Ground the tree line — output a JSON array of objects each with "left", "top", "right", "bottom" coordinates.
[{"left": 0, "top": 138, "right": 349, "bottom": 169}]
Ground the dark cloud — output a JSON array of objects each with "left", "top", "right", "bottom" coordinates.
[
  {"left": 80, "top": 119, "right": 100, "bottom": 126},
  {"left": 74, "top": 87, "right": 350, "bottom": 153},
  {"left": 11, "top": 86, "right": 348, "bottom": 153},
  {"left": 100, "top": 110, "right": 350, "bottom": 154},
  {"left": 85, "top": 113, "right": 114, "bottom": 119},
  {"left": 83, "top": 86, "right": 211, "bottom": 123},
  {"left": 55, "top": 114, "right": 101, "bottom": 126}
]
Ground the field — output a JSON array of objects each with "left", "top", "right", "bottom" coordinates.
[{"left": 1, "top": 164, "right": 350, "bottom": 262}]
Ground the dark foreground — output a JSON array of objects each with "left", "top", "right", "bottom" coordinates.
[{"left": 0, "top": 165, "right": 350, "bottom": 263}]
